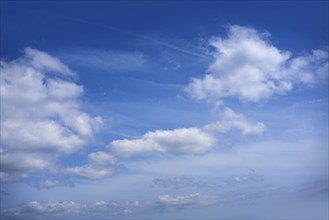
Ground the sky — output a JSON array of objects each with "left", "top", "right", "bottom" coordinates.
[{"left": 0, "top": 1, "right": 328, "bottom": 219}]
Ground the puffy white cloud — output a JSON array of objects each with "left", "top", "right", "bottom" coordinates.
[
  {"left": 185, "top": 25, "right": 328, "bottom": 103},
  {"left": 0, "top": 48, "right": 102, "bottom": 181},
  {"left": 109, "top": 128, "right": 216, "bottom": 157},
  {"left": 204, "top": 107, "right": 265, "bottom": 135}
]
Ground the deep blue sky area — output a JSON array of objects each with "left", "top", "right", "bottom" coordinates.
[
  {"left": 1, "top": 1, "right": 328, "bottom": 57},
  {"left": 0, "top": 1, "right": 328, "bottom": 219}
]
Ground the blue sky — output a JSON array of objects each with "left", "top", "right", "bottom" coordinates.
[{"left": 0, "top": 1, "right": 328, "bottom": 219}]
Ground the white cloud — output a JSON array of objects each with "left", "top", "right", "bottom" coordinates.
[
  {"left": 204, "top": 107, "right": 265, "bottom": 135},
  {"left": 106, "top": 108, "right": 263, "bottom": 159},
  {"left": 185, "top": 25, "right": 328, "bottom": 103},
  {"left": 24, "top": 47, "right": 76, "bottom": 77},
  {"left": 109, "top": 128, "right": 216, "bottom": 157},
  {"left": 65, "top": 151, "right": 117, "bottom": 180},
  {"left": 0, "top": 48, "right": 103, "bottom": 181},
  {"left": 88, "top": 151, "right": 117, "bottom": 165},
  {"left": 65, "top": 165, "right": 114, "bottom": 180}
]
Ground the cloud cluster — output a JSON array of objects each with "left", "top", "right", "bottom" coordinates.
[
  {"left": 1, "top": 193, "right": 216, "bottom": 219},
  {"left": 0, "top": 48, "right": 102, "bottom": 181},
  {"left": 1, "top": 201, "right": 84, "bottom": 219},
  {"left": 185, "top": 25, "right": 328, "bottom": 103},
  {"left": 3, "top": 180, "right": 326, "bottom": 219}
]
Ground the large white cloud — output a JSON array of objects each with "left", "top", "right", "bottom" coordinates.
[
  {"left": 0, "top": 48, "right": 103, "bottom": 181},
  {"left": 185, "top": 25, "right": 328, "bottom": 103},
  {"left": 109, "top": 128, "right": 217, "bottom": 157}
]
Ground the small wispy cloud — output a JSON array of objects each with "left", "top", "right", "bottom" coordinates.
[
  {"left": 60, "top": 49, "right": 147, "bottom": 71},
  {"left": 151, "top": 169, "right": 262, "bottom": 190}
]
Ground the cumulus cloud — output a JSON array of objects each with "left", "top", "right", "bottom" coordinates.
[
  {"left": 204, "top": 107, "right": 265, "bottom": 135},
  {"left": 109, "top": 128, "right": 216, "bottom": 157},
  {"left": 185, "top": 25, "right": 328, "bottom": 103},
  {"left": 0, "top": 48, "right": 103, "bottom": 181}
]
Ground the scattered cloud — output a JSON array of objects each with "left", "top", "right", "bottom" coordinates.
[
  {"left": 185, "top": 25, "right": 328, "bottom": 103},
  {"left": 1, "top": 192, "right": 217, "bottom": 219},
  {"left": 33, "top": 179, "right": 74, "bottom": 190},
  {"left": 151, "top": 169, "right": 262, "bottom": 190},
  {"left": 225, "top": 169, "right": 263, "bottom": 186},
  {"left": 204, "top": 107, "right": 265, "bottom": 135},
  {"left": 109, "top": 128, "right": 216, "bottom": 157},
  {"left": 1, "top": 200, "right": 84, "bottom": 219},
  {"left": 2, "top": 181, "right": 326, "bottom": 219},
  {"left": 152, "top": 175, "right": 221, "bottom": 189},
  {"left": 0, "top": 48, "right": 102, "bottom": 181}
]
